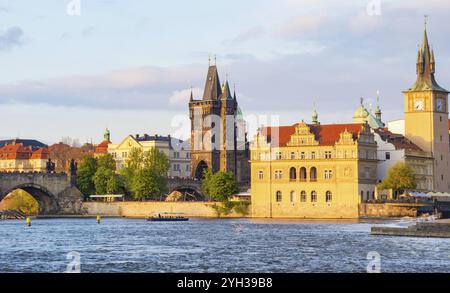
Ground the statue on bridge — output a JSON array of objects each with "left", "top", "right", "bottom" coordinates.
[
  {"left": 46, "top": 159, "right": 56, "bottom": 173},
  {"left": 70, "top": 159, "right": 78, "bottom": 176}
]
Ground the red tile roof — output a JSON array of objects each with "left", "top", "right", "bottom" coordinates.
[
  {"left": 31, "top": 148, "right": 49, "bottom": 159},
  {"left": 374, "top": 128, "right": 423, "bottom": 151},
  {"left": 262, "top": 123, "right": 364, "bottom": 147},
  {"left": 0, "top": 143, "right": 33, "bottom": 160},
  {"left": 95, "top": 140, "right": 111, "bottom": 154}
]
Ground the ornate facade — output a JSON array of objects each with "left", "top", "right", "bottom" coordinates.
[
  {"left": 189, "top": 63, "right": 250, "bottom": 184},
  {"left": 250, "top": 122, "right": 378, "bottom": 219}
]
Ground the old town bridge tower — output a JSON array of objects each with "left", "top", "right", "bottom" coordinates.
[{"left": 189, "top": 62, "right": 249, "bottom": 184}]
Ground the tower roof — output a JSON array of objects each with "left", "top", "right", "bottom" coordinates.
[
  {"left": 202, "top": 65, "right": 222, "bottom": 100},
  {"left": 221, "top": 80, "right": 233, "bottom": 100},
  {"left": 406, "top": 22, "right": 448, "bottom": 93},
  {"left": 353, "top": 98, "right": 369, "bottom": 120}
]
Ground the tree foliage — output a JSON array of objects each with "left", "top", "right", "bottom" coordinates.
[
  {"left": 201, "top": 169, "right": 238, "bottom": 202},
  {"left": 120, "top": 147, "right": 170, "bottom": 200},
  {"left": 76, "top": 156, "right": 98, "bottom": 196},
  {"left": 378, "top": 162, "right": 417, "bottom": 194}
]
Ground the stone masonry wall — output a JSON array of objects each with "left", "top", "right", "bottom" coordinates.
[{"left": 83, "top": 201, "right": 250, "bottom": 218}]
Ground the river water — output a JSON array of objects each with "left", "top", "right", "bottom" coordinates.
[{"left": 0, "top": 218, "right": 449, "bottom": 273}]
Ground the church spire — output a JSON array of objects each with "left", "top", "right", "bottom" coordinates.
[
  {"left": 221, "top": 79, "right": 233, "bottom": 100},
  {"left": 406, "top": 18, "right": 448, "bottom": 93},
  {"left": 312, "top": 100, "right": 319, "bottom": 125},
  {"left": 104, "top": 128, "right": 111, "bottom": 142},
  {"left": 202, "top": 57, "right": 222, "bottom": 100},
  {"left": 375, "top": 90, "right": 382, "bottom": 121}
]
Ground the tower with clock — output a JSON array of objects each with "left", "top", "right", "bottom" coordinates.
[{"left": 403, "top": 21, "right": 450, "bottom": 192}]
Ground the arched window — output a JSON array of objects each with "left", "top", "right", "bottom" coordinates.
[
  {"left": 290, "top": 191, "right": 296, "bottom": 203},
  {"left": 326, "top": 191, "right": 332, "bottom": 202},
  {"left": 310, "top": 167, "right": 317, "bottom": 181},
  {"left": 300, "top": 167, "right": 307, "bottom": 181},
  {"left": 289, "top": 167, "right": 297, "bottom": 181},
  {"left": 300, "top": 191, "right": 307, "bottom": 202},
  {"left": 276, "top": 191, "right": 282, "bottom": 203},
  {"left": 360, "top": 190, "right": 364, "bottom": 202},
  {"left": 367, "top": 191, "right": 370, "bottom": 200},
  {"left": 311, "top": 191, "right": 317, "bottom": 202}
]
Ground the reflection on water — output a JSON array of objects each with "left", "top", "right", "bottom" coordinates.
[{"left": 0, "top": 218, "right": 449, "bottom": 273}]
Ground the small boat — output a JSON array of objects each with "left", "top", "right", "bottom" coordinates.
[{"left": 147, "top": 213, "right": 189, "bottom": 222}]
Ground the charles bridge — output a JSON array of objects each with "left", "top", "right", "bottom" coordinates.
[
  {"left": 0, "top": 172, "right": 84, "bottom": 215},
  {"left": 0, "top": 172, "right": 204, "bottom": 215}
]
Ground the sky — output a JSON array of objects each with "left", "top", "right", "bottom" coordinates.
[{"left": 1, "top": 0, "right": 450, "bottom": 145}]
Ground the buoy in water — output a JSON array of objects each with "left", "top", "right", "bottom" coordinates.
[
  {"left": 26, "top": 217, "right": 31, "bottom": 227},
  {"left": 96, "top": 215, "right": 101, "bottom": 224}
]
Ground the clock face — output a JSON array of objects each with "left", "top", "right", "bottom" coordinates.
[
  {"left": 436, "top": 99, "right": 444, "bottom": 112},
  {"left": 414, "top": 99, "right": 425, "bottom": 111}
]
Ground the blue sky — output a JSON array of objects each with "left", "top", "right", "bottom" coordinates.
[{"left": 1, "top": 0, "right": 450, "bottom": 144}]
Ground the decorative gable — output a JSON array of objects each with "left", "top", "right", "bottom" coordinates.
[
  {"left": 336, "top": 129, "right": 356, "bottom": 145},
  {"left": 287, "top": 122, "right": 319, "bottom": 147}
]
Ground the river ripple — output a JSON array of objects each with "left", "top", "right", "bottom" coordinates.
[{"left": 0, "top": 218, "right": 449, "bottom": 273}]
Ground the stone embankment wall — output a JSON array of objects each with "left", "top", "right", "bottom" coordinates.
[
  {"left": 83, "top": 201, "right": 250, "bottom": 218},
  {"left": 359, "top": 203, "right": 421, "bottom": 218}
]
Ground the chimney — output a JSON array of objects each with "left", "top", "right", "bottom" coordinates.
[{"left": 136, "top": 134, "right": 140, "bottom": 139}]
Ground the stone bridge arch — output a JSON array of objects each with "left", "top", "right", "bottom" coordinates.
[
  {"left": 167, "top": 179, "right": 204, "bottom": 201},
  {"left": 1, "top": 183, "right": 59, "bottom": 215},
  {"left": 0, "top": 173, "right": 84, "bottom": 215}
]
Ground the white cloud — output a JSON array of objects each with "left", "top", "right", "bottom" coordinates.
[
  {"left": 0, "top": 65, "right": 205, "bottom": 109},
  {"left": 169, "top": 87, "right": 202, "bottom": 106}
]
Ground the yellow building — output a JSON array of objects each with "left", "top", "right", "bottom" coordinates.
[
  {"left": 108, "top": 134, "right": 191, "bottom": 178},
  {"left": 250, "top": 121, "right": 378, "bottom": 219}
]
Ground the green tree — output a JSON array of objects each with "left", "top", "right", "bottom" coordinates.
[
  {"left": 93, "top": 167, "right": 114, "bottom": 194},
  {"left": 106, "top": 174, "right": 123, "bottom": 195},
  {"left": 120, "top": 147, "right": 169, "bottom": 200},
  {"left": 92, "top": 154, "right": 122, "bottom": 195},
  {"left": 202, "top": 170, "right": 238, "bottom": 202},
  {"left": 131, "top": 168, "right": 160, "bottom": 200},
  {"left": 201, "top": 168, "right": 214, "bottom": 196},
  {"left": 76, "top": 156, "right": 97, "bottom": 196},
  {"left": 120, "top": 148, "right": 144, "bottom": 193},
  {"left": 378, "top": 162, "right": 417, "bottom": 195},
  {"left": 97, "top": 153, "right": 116, "bottom": 171}
]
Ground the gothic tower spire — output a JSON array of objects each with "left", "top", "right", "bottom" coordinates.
[
  {"left": 407, "top": 17, "right": 447, "bottom": 92},
  {"left": 202, "top": 59, "right": 222, "bottom": 100}
]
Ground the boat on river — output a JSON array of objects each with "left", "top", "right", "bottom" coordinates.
[{"left": 147, "top": 213, "right": 189, "bottom": 222}]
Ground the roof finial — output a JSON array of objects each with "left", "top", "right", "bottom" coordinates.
[
  {"left": 424, "top": 14, "right": 429, "bottom": 30},
  {"left": 208, "top": 54, "right": 211, "bottom": 66},
  {"left": 360, "top": 97, "right": 364, "bottom": 106},
  {"left": 312, "top": 98, "right": 319, "bottom": 125},
  {"left": 214, "top": 55, "right": 217, "bottom": 66}
]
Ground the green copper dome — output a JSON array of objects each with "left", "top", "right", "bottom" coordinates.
[{"left": 353, "top": 105, "right": 369, "bottom": 120}]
